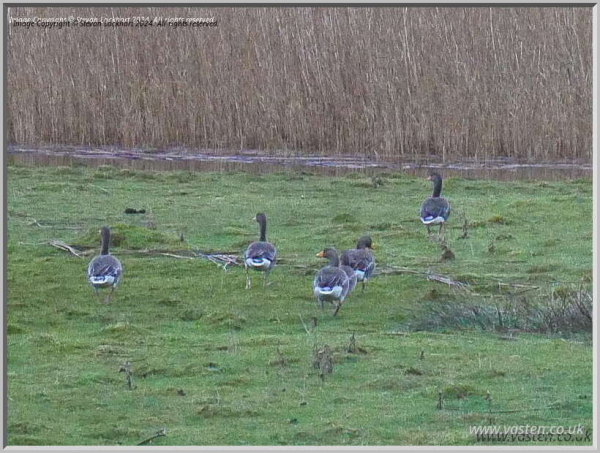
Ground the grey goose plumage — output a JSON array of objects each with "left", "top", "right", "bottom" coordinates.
[
  {"left": 341, "top": 264, "right": 358, "bottom": 296},
  {"left": 420, "top": 173, "right": 451, "bottom": 236},
  {"left": 244, "top": 213, "right": 277, "bottom": 289},
  {"left": 340, "top": 235, "right": 375, "bottom": 291},
  {"left": 87, "top": 226, "right": 123, "bottom": 303},
  {"left": 314, "top": 248, "right": 351, "bottom": 316}
]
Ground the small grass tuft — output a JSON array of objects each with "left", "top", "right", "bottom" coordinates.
[{"left": 331, "top": 213, "right": 357, "bottom": 224}]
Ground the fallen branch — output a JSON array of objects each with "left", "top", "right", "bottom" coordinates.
[
  {"left": 117, "top": 249, "right": 195, "bottom": 256},
  {"left": 137, "top": 428, "right": 166, "bottom": 445},
  {"left": 378, "top": 266, "right": 471, "bottom": 290},
  {"left": 426, "top": 272, "right": 471, "bottom": 291},
  {"left": 158, "top": 253, "right": 195, "bottom": 260},
  {"left": 29, "top": 218, "right": 50, "bottom": 228},
  {"left": 18, "top": 241, "right": 47, "bottom": 246},
  {"left": 48, "top": 240, "right": 83, "bottom": 258},
  {"left": 497, "top": 282, "right": 539, "bottom": 290},
  {"left": 194, "top": 252, "right": 240, "bottom": 270}
]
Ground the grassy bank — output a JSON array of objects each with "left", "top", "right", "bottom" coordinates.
[
  {"left": 7, "top": 165, "right": 592, "bottom": 446},
  {"left": 8, "top": 7, "right": 592, "bottom": 160}
]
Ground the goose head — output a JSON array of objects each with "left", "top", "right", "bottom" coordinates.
[
  {"left": 356, "top": 235, "right": 374, "bottom": 250},
  {"left": 317, "top": 247, "right": 340, "bottom": 267}
]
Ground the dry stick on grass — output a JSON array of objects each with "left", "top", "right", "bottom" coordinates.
[
  {"left": 497, "top": 282, "right": 539, "bottom": 290},
  {"left": 298, "top": 314, "right": 311, "bottom": 335},
  {"left": 28, "top": 218, "right": 50, "bottom": 228},
  {"left": 195, "top": 252, "right": 240, "bottom": 270},
  {"left": 48, "top": 240, "right": 83, "bottom": 258},
  {"left": 137, "top": 428, "right": 167, "bottom": 446},
  {"left": 377, "top": 266, "right": 472, "bottom": 290},
  {"left": 376, "top": 265, "right": 470, "bottom": 291},
  {"left": 426, "top": 273, "right": 471, "bottom": 291},
  {"left": 190, "top": 245, "right": 241, "bottom": 270},
  {"left": 18, "top": 241, "right": 47, "bottom": 246},
  {"left": 158, "top": 252, "right": 195, "bottom": 260}
]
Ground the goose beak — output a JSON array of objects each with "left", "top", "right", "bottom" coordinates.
[
  {"left": 370, "top": 244, "right": 376, "bottom": 250},
  {"left": 252, "top": 216, "right": 257, "bottom": 222},
  {"left": 316, "top": 251, "right": 325, "bottom": 258}
]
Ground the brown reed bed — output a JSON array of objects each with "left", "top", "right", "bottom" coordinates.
[{"left": 7, "top": 6, "right": 592, "bottom": 162}]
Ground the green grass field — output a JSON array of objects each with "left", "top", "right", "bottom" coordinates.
[{"left": 7, "top": 164, "right": 592, "bottom": 446}]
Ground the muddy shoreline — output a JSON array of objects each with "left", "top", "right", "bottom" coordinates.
[{"left": 7, "top": 145, "right": 592, "bottom": 181}]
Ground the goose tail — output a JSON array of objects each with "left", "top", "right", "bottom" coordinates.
[{"left": 420, "top": 215, "right": 446, "bottom": 225}]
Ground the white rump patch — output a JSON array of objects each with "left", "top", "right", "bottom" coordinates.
[
  {"left": 246, "top": 258, "right": 271, "bottom": 269},
  {"left": 420, "top": 216, "right": 446, "bottom": 225},
  {"left": 316, "top": 286, "right": 343, "bottom": 298},
  {"left": 90, "top": 276, "right": 115, "bottom": 287},
  {"left": 354, "top": 270, "right": 366, "bottom": 281}
]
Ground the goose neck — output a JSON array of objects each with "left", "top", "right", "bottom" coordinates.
[
  {"left": 101, "top": 228, "right": 110, "bottom": 255},
  {"left": 258, "top": 218, "right": 267, "bottom": 242},
  {"left": 432, "top": 179, "right": 443, "bottom": 197},
  {"left": 328, "top": 253, "right": 340, "bottom": 267}
]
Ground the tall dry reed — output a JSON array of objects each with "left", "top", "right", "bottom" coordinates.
[{"left": 7, "top": 7, "right": 593, "bottom": 161}]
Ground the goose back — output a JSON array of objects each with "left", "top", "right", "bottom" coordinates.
[
  {"left": 341, "top": 265, "right": 358, "bottom": 294},
  {"left": 341, "top": 237, "right": 376, "bottom": 282},
  {"left": 420, "top": 197, "right": 451, "bottom": 224},
  {"left": 245, "top": 241, "right": 277, "bottom": 270},
  {"left": 313, "top": 266, "right": 350, "bottom": 302},
  {"left": 88, "top": 255, "right": 123, "bottom": 288}
]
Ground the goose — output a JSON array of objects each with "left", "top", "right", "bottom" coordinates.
[
  {"left": 340, "top": 235, "right": 376, "bottom": 292},
  {"left": 87, "top": 226, "right": 123, "bottom": 303},
  {"left": 341, "top": 263, "right": 358, "bottom": 296},
  {"left": 420, "top": 172, "right": 451, "bottom": 237},
  {"left": 314, "top": 248, "right": 350, "bottom": 316},
  {"left": 244, "top": 213, "right": 277, "bottom": 289}
]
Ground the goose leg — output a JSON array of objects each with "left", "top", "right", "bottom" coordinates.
[
  {"left": 333, "top": 301, "right": 342, "bottom": 317},
  {"left": 318, "top": 298, "right": 324, "bottom": 310},
  {"left": 245, "top": 266, "right": 251, "bottom": 290},
  {"left": 426, "top": 225, "right": 431, "bottom": 236},
  {"left": 361, "top": 280, "right": 366, "bottom": 292},
  {"left": 104, "top": 286, "right": 116, "bottom": 304},
  {"left": 93, "top": 287, "right": 102, "bottom": 303},
  {"left": 263, "top": 270, "right": 271, "bottom": 287}
]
